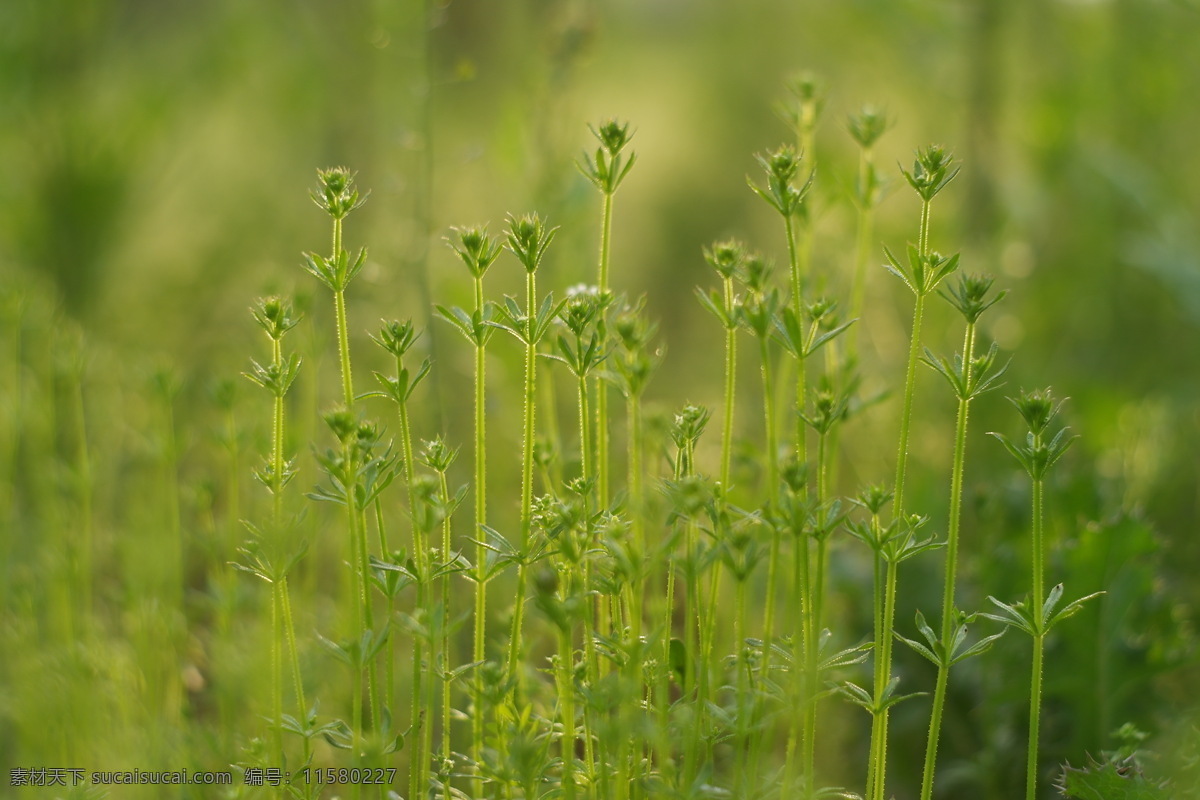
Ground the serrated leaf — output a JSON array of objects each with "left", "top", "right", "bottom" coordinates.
[{"left": 1058, "top": 756, "right": 1170, "bottom": 800}]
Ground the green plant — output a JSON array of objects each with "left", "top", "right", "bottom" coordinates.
[
  {"left": 4, "top": 84, "right": 1145, "bottom": 800},
  {"left": 239, "top": 295, "right": 307, "bottom": 787},
  {"left": 579, "top": 118, "right": 636, "bottom": 507},
  {"left": 986, "top": 389, "right": 1101, "bottom": 800},
  {"left": 492, "top": 212, "right": 561, "bottom": 697},
  {"left": 912, "top": 273, "right": 1008, "bottom": 800},
  {"left": 438, "top": 224, "right": 501, "bottom": 794}
]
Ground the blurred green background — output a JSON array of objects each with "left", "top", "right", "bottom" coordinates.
[{"left": 3, "top": 0, "right": 1199, "bottom": 796}]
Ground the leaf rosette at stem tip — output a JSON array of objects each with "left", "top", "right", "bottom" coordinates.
[
  {"left": 776, "top": 71, "right": 826, "bottom": 137},
  {"left": 243, "top": 354, "right": 301, "bottom": 400},
  {"left": 671, "top": 403, "right": 711, "bottom": 445},
  {"left": 771, "top": 297, "right": 855, "bottom": 361},
  {"left": 799, "top": 377, "right": 852, "bottom": 436},
  {"left": 883, "top": 244, "right": 960, "bottom": 298},
  {"left": 447, "top": 224, "right": 503, "bottom": 279},
  {"left": 740, "top": 285, "right": 781, "bottom": 340},
  {"left": 310, "top": 166, "right": 368, "bottom": 220},
  {"left": 738, "top": 252, "right": 773, "bottom": 294},
  {"left": 989, "top": 388, "right": 1078, "bottom": 480},
  {"left": 301, "top": 243, "right": 368, "bottom": 293},
  {"left": 848, "top": 105, "right": 890, "bottom": 151},
  {"left": 748, "top": 144, "right": 814, "bottom": 218},
  {"left": 611, "top": 296, "right": 657, "bottom": 353},
  {"left": 941, "top": 271, "right": 1007, "bottom": 324},
  {"left": 579, "top": 118, "right": 637, "bottom": 196},
  {"left": 559, "top": 283, "right": 610, "bottom": 336},
  {"left": 704, "top": 238, "right": 747, "bottom": 280},
  {"left": 251, "top": 296, "right": 302, "bottom": 341},
  {"left": 371, "top": 318, "right": 421, "bottom": 359},
  {"left": 504, "top": 212, "right": 558, "bottom": 273},
  {"left": 921, "top": 340, "right": 1009, "bottom": 402},
  {"left": 901, "top": 144, "right": 960, "bottom": 202}
]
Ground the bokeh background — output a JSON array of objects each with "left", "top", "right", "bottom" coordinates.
[{"left": 3, "top": 0, "right": 1199, "bottom": 797}]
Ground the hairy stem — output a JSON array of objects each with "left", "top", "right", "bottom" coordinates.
[
  {"left": 892, "top": 290, "right": 926, "bottom": 519},
  {"left": 596, "top": 190, "right": 614, "bottom": 506},
  {"left": 508, "top": 268, "right": 538, "bottom": 694},
  {"left": 1026, "top": 475, "right": 1045, "bottom": 800},
  {"left": 471, "top": 272, "right": 488, "bottom": 797},
  {"left": 920, "top": 321, "right": 977, "bottom": 800},
  {"left": 761, "top": 335, "right": 782, "bottom": 671}
]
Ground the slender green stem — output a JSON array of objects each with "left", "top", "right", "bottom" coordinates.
[
  {"left": 358, "top": 512, "right": 378, "bottom": 736},
  {"left": 760, "top": 335, "right": 782, "bottom": 670},
  {"left": 802, "top": 431, "right": 832, "bottom": 798},
  {"left": 540, "top": 341, "right": 564, "bottom": 492},
  {"left": 864, "top": 515, "right": 885, "bottom": 800},
  {"left": 683, "top": 506, "right": 703, "bottom": 784},
  {"left": 920, "top": 322, "right": 977, "bottom": 800},
  {"left": 558, "top": 623, "right": 577, "bottom": 800},
  {"left": 280, "top": 578, "right": 308, "bottom": 758},
  {"left": 1027, "top": 476, "right": 1045, "bottom": 800},
  {"left": 720, "top": 277, "right": 736, "bottom": 492},
  {"left": 872, "top": 555, "right": 900, "bottom": 800},
  {"left": 784, "top": 213, "right": 808, "bottom": 463},
  {"left": 332, "top": 214, "right": 342, "bottom": 268},
  {"left": 375, "top": 499, "right": 395, "bottom": 716},
  {"left": 628, "top": 392, "right": 645, "bottom": 640},
  {"left": 918, "top": 198, "right": 931, "bottom": 259},
  {"left": 849, "top": 147, "right": 876, "bottom": 362},
  {"left": 786, "top": 212, "right": 801, "bottom": 310},
  {"left": 676, "top": 433, "right": 703, "bottom": 784},
  {"left": 761, "top": 336, "right": 780, "bottom": 495},
  {"left": 268, "top": 322, "right": 308, "bottom": 777},
  {"left": 334, "top": 289, "right": 354, "bottom": 411},
  {"left": 876, "top": 202, "right": 932, "bottom": 800},
  {"left": 658, "top": 535, "right": 677, "bottom": 781},
  {"left": 659, "top": 431, "right": 688, "bottom": 781},
  {"left": 471, "top": 273, "right": 488, "bottom": 798},
  {"left": 892, "top": 291, "right": 926, "bottom": 518},
  {"left": 344, "top": 447, "right": 371, "bottom": 755},
  {"left": 813, "top": 431, "right": 829, "bottom": 628},
  {"left": 733, "top": 576, "right": 750, "bottom": 795},
  {"left": 271, "top": 581, "right": 285, "bottom": 778},
  {"left": 399, "top": 393, "right": 426, "bottom": 800},
  {"left": 800, "top": 523, "right": 816, "bottom": 800},
  {"left": 599, "top": 192, "right": 614, "bottom": 292},
  {"left": 596, "top": 191, "right": 614, "bottom": 506},
  {"left": 577, "top": 367, "right": 606, "bottom": 783},
  {"left": 578, "top": 369, "right": 594, "bottom": 534},
  {"left": 508, "top": 268, "right": 538, "bottom": 693},
  {"left": 781, "top": 469, "right": 815, "bottom": 798},
  {"left": 438, "top": 467, "right": 453, "bottom": 764},
  {"left": 699, "top": 277, "right": 736, "bottom": 766},
  {"left": 272, "top": 341, "right": 284, "bottom": 520}
]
